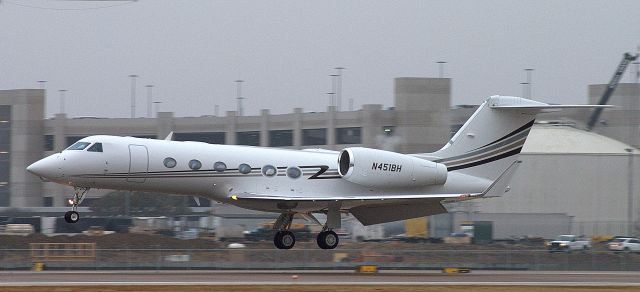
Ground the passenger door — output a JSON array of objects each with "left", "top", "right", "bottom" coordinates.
[{"left": 127, "top": 145, "right": 149, "bottom": 183}]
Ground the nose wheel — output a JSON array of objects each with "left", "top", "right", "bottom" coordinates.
[
  {"left": 64, "top": 211, "right": 80, "bottom": 223},
  {"left": 65, "top": 187, "right": 89, "bottom": 224}
]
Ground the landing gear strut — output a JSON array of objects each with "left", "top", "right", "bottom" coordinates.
[
  {"left": 273, "top": 213, "right": 295, "bottom": 249},
  {"left": 65, "top": 187, "right": 89, "bottom": 224},
  {"left": 316, "top": 201, "right": 341, "bottom": 249}
]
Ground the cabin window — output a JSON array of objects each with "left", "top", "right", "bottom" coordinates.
[
  {"left": 238, "top": 163, "right": 252, "bottom": 174},
  {"left": 261, "top": 165, "right": 277, "bottom": 177},
  {"left": 66, "top": 142, "right": 91, "bottom": 151},
  {"left": 189, "top": 159, "right": 202, "bottom": 170},
  {"left": 286, "top": 166, "right": 302, "bottom": 179},
  {"left": 214, "top": 161, "right": 227, "bottom": 172},
  {"left": 163, "top": 157, "right": 177, "bottom": 168},
  {"left": 87, "top": 143, "right": 103, "bottom": 152}
]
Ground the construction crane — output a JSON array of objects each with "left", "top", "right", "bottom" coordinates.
[{"left": 587, "top": 52, "right": 639, "bottom": 131}]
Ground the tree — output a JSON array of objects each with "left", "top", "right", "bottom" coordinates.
[{"left": 89, "top": 191, "right": 193, "bottom": 217}]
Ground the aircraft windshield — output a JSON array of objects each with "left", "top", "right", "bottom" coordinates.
[
  {"left": 67, "top": 142, "right": 91, "bottom": 151},
  {"left": 87, "top": 143, "right": 103, "bottom": 152}
]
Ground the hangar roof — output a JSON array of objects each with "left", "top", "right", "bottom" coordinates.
[{"left": 522, "top": 124, "right": 638, "bottom": 154}]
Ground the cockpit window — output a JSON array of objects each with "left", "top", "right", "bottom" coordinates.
[
  {"left": 87, "top": 143, "right": 103, "bottom": 152},
  {"left": 67, "top": 142, "right": 91, "bottom": 151}
]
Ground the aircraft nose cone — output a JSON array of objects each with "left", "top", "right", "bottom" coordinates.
[{"left": 27, "top": 154, "right": 63, "bottom": 179}]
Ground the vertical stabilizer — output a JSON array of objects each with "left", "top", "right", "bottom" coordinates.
[{"left": 427, "top": 96, "right": 544, "bottom": 180}]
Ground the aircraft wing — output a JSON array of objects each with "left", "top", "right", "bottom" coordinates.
[
  {"left": 231, "top": 193, "right": 472, "bottom": 202},
  {"left": 231, "top": 160, "right": 522, "bottom": 225},
  {"left": 231, "top": 193, "right": 471, "bottom": 226}
]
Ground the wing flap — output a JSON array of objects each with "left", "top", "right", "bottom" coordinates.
[{"left": 350, "top": 199, "right": 446, "bottom": 226}]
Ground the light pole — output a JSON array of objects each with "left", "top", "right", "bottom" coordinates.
[
  {"left": 626, "top": 148, "right": 635, "bottom": 236},
  {"left": 524, "top": 68, "right": 534, "bottom": 99},
  {"left": 334, "top": 67, "right": 345, "bottom": 111},
  {"left": 436, "top": 61, "right": 447, "bottom": 78},
  {"left": 58, "top": 89, "right": 67, "bottom": 114},
  {"left": 520, "top": 82, "right": 529, "bottom": 98},
  {"left": 330, "top": 74, "right": 339, "bottom": 109},
  {"left": 326, "top": 92, "right": 335, "bottom": 107},
  {"left": 128, "top": 74, "right": 138, "bottom": 118},
  {"left": 235, "top": 80, "right": 245, "bottom": 116},
  {"left": 145, "top": 85, "right": 154, "bottom": 118},
  {"left": 37, "top": 80, "right": 47, "bottom": 90},
  {"left": 153, "top": 101, "right": 162, "bottom": 117}
]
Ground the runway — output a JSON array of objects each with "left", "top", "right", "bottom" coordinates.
[{"left": 1, "top": 270, "right": 640, "bottom": 287}]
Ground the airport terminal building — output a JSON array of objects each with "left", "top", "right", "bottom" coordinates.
[{"left": 0, "top": 78, "right": 638, "bottom": 237}]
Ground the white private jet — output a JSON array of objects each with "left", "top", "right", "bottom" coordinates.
[{"left": 27, "top": 96, "right": 608, "bottom": 249}]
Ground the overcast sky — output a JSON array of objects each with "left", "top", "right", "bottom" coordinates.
[{"left": 0, "top": 0, "right": 639, "bottom": 118}]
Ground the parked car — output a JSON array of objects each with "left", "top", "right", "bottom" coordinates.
[
  {"left": 547, "top": 235, "right": 591, "bottom": 253},
  {"left": 608, "top": 237, "right": 640, "bottom": 253}
]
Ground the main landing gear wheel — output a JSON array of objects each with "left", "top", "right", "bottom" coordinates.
[
  {"left": 64, "top": 211, "right": 79, "bottom": 223},
  {"left": 274, "top": 230, "right": 296, "bottom": 249},
  {"left": 317, "top": 230, "right": 339, "bottom": 249}
]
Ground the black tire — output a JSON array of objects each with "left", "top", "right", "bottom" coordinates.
[
  {"left": 64, "top": 211, "right": 79, "bottom": 223},
  {"left": 273, "top": 231, "right": 284, "bottom": 249},
  {"left": 317, "top": 230, "right": 339, "bottom": 250},
  {"left": 273, "top": 231, "right": 295, "bottom": 249},
  {"left": 624, "top": 247, "right": 631, "bottom": 253}
]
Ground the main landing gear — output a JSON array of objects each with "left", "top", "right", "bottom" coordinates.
[
  {"left": 273, "top": 202, "right": 342, "bottom": 250},
  {"left": 64, "top": 187, "right": 89, "bottom": 224},
  {"left": 273, "top": 213, "right": 296, "bottom": 249}
]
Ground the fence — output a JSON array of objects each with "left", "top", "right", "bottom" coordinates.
[{"left": 0, "top": 248, "right": 639, "bottom": 271}]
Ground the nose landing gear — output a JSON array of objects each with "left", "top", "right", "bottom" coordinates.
[{"left": 64, "top": 187, "right": 89, "bottom": 224}]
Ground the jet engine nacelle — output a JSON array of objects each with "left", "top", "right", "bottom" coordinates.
[{"left": 338, "top": 147, "right": 447, "bottom": 188}]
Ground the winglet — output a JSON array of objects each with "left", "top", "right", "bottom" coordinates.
[
  {"left": 480, "top": 160, "right": 522, "bottom": 197},
  {"left": 164, "top": 131, "right": 174, "bottom": 141}
]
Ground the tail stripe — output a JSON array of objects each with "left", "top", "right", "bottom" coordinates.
[
  {"left": 447, "top": 147, "right": 523, "bottom": 171},
  {"left": 434, "top": 120, "right": 533, "bottom": 166},
  {"left": 441, "top": 136, "right": 527, "bottom": 168},
  {"left": 469, "top": 119, "right": 535, "bottom": 152}
]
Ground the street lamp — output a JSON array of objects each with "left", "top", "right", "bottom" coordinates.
[
  {"left": 626, "top": 148, "right": 635, "bottom": 236},
  {"left": 145, "top": 85, "right": 154, "bottom": 118},
  {"left": 153, "top": 101, "right": 162, "bottom": 117},
  {"left": 326, "top": 92, "right": 335, "bottom": 107},
  {"left": 436, "top": 61, "right": 447, "bottom": 78},
  {"left": 524, "top": 68, "right": 534, "bottom": 98},
  {"left": 128, "top": 74, "right": 138, "bottom": 118},
  {"left": 235, "top": 80, "right": 245, "bottom": 116},
  {"left": 58, "top": 89, "right": 67, "bottom": 114},
  {"left": 334, "top": 67, "right": 345, "bottom": 111},
  {"left": 520, "top": 82, "right": 529, "bottom": 98}
]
